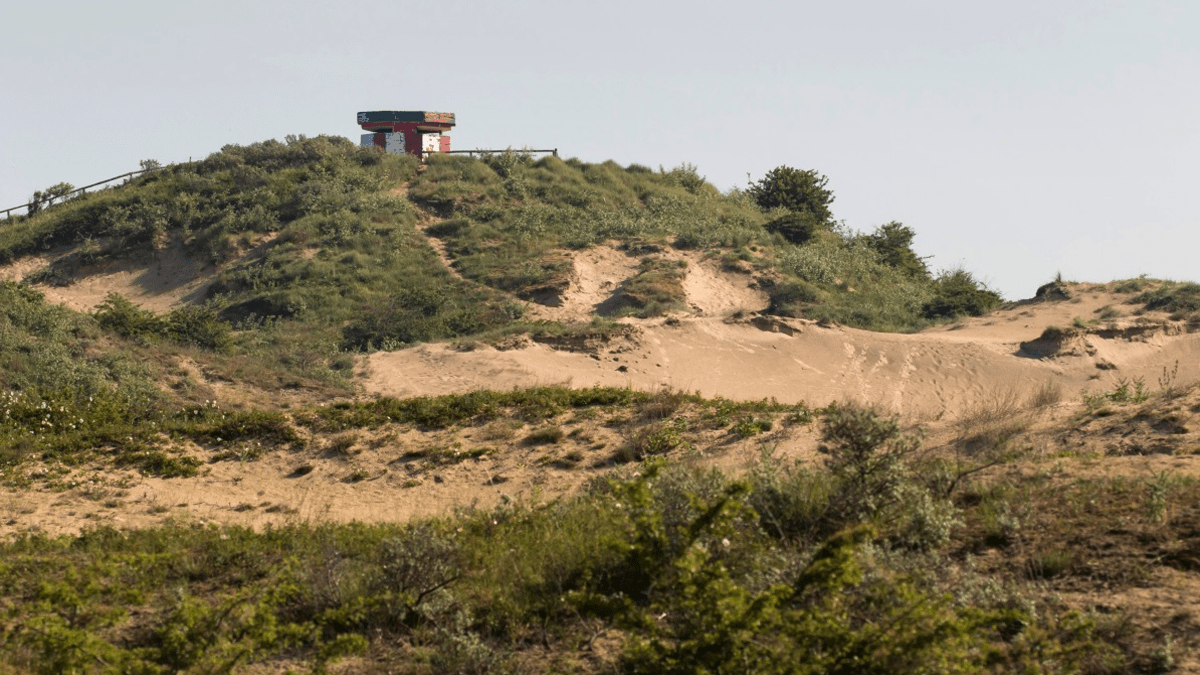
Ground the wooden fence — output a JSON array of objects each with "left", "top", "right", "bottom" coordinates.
[
  {"left": 1, "top": 165, "right": 173, "bottom": 219},
  {"left": 444, "top": 148, "right": 558, "bottom": 157}
]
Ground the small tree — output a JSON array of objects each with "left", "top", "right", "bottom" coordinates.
[
  {"left": 44, "top": 182, "right": 75, "bottom": 205},
  {"left": 862, "top": 221, "right": 930, "bottom": 280},
  {"left": 26, "top": 182, "right": 75, "bottom": 216},
  {"left": 748, "top": 166, "right": 835, "bottom": 224},
  {"left": 26, "top": 190, "right": 45, "bottom": 216}
]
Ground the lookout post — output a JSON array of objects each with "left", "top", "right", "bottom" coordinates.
[{"left": 357, "top": 111, "right": 455, "bottom": 158}]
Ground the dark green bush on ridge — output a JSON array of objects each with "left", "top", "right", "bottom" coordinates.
[
  {"left": 748, "top": 165, "right": 835, "bottom": 224},
  {"left": 922, "top": 268, "right": 1003, "bottom": 319},
  {"left": 764, "top": 210, "right": 826, "bottom": 246},
  {"left": 767, "top": 279, "right": 828, "bottom": 317},
  {"left": 862, "top": 221, "right": 930, "bottom": 280}
]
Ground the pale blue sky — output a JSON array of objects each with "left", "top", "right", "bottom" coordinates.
[{"left": 3, "top": 1, "right": 1198, "bottom": 300}]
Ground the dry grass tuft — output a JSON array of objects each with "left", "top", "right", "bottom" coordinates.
[
  {"left": 954, "top": 388, "right": 1029, "bottom": 457},
  {"left": 1027, "top": 380, "right": 1064, "bottom": 410},
  {"left": 637, "top": 386, "right": 692, "bottom": 422}
]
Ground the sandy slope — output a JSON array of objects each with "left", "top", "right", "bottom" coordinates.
[
  {"left": 13, "top": 238, "right": 1195, "bottom": 424},
  {"left": 4, "top": 237, "right": 1198, "bottom": 424},
  {"left": 364, "top": 278, "right": 1200, "bottom": 421},
  {"left": 3, "top": 241, "right": 1200, "bottom": 540},
  {"left": 0, "top": 246, "right": 215, "bottom": 314},
  {"left": 8, "top": 208, "right": 1200, "bottom": 671}
]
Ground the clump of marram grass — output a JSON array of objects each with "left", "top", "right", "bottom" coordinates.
[
  {"left": 524, "top": 425, "right": 564, "bottom": 445},
  {"left": 1028, "top": 379, "right": 1064, "bottom": 409},
  {"left": 1134, "top": 280, "right": 1200, "bottom": 316}
]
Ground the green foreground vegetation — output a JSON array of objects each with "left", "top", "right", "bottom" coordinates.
[
  {"left": 1, "top": 399, "right": 1163, "bottom": 674},
  {"left": 2, "top": 362, "right": 1195, "bottom": 672}
]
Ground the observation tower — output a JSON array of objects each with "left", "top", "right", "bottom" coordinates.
[{"left": 356, "top": 111, "right": 455, "bottom": 157}]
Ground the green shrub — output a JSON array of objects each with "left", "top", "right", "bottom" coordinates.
[
  {"left": 94, "top": 293, "right": 233, "bottom": 351},
  {"left": 747, "top": 166, "right": 835, "bottom": 223},
  {"left": 341, "top": 281, "right": 524, "bottom": 350},
  {"left": 1112, "top": 277, "right": 1155, "bottom": 294},
  {"left": 764, "top": 210, "right": 825, "bottom": 245},
  {"left": 478, "top": 148, "right": 535, "bottom": 178},
  {"left": 1135, "top": 281, "right": 1200, "bottom": 314},
  {"left": 114, "top": 445, "right": 203, "bottom": 478},
  {"left": 861, "top": 221, "right": 930, "bottom": 280},
  {"left": 922, "top": 268, "right": 1002, "bottom": 319},
  {"left": 165, "top": 306, "right": 233, "bottom": 352},
  {"left": 568, "top": 464, "right": 1040, "bottom": 675},
  {"left": 300, "top": 386, "right": 647, "bottom": 433},
  {"left": 732, "top": 416, "right": 772, "bottom": 438},
  {"left": 748, "top": 449, "right": 834, "bottom": 543},
  {"left": 660, "top": 162, "right": 711, "bottom": 196},
  {"left": 747, "top": 404, "right": 959, "bottom": 551},
  {"left": 767, "top": 279, "right": 826, "bottom": 317},
  {"left": 1082, "top": 377, "right": 1150, "bottom": 410}
]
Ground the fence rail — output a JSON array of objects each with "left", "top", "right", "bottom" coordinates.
[
  {"left": 1, "top": 165, "right": 173, "bottom": 219},
  {"left": 1, "top": 147, "right": 559, "bottom": 218},
  {"left": 443, "top": 148, "right": 558, "bottom": 157}
]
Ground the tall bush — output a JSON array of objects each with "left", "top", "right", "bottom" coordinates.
[
  {"left": 748, "top": 166, "right": 835, "bottom": 224},
  {"left": 861, "top": 221, "right": 929, "bottom": 280},
  {"left": 922, "top": 268, "right": 1002, "bottom": 319}
]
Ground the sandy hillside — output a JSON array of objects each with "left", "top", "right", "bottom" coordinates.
[
  {"left": 12, "top": 238, "right": 1195, "bottom": 423},
  {"left": 364, "top": 269, "right": 1200, "bottom": 421},
  {"left": 0, "top": 242, "right": 217, "bottom": 313},
  {"left": 11, "top": 241, "right": 1200, "bottom": 674},
  {"left": 3, "top": 242, "right": 1200, "bottom": 540}
]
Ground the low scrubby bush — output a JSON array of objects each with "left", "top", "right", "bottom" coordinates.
[
  {"left": 747, "top": 403, "right": 959, "bottom": 551},
  {"left": 767, "top": 279, "right": 827, "bottom": 317},
  {"left": 94, "top": 293, "right": 233, "bottom": 351},
  {"left": 1135, "top": 281, "right": 1200, "bottom": 315},
  {"left": 340, "top": 280, "right": 525, "bottom": 350},
  {"left": 764, "top": 210, "right": 826, "bottom": 245},
  {"left": 922, "top": 268, "right": 1002, "bottom": 319}
]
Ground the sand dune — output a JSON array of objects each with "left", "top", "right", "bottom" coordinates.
[
  {"left": 4, "top": 240, "right": 1196, "bottom": 421},
  {"left": 365, "top": 274, "right": 1200, "bottom": 421},
  {"left": 4, "top": 242, "right": 1200, "bottom": 541}
]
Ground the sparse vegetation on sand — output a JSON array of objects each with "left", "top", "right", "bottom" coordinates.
[
  {"left": 2, "top": 399, "right": 1166, "bottom": 674},
  {"left": 1, "top": 371, "right": 1199, "bottom": 671}
]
